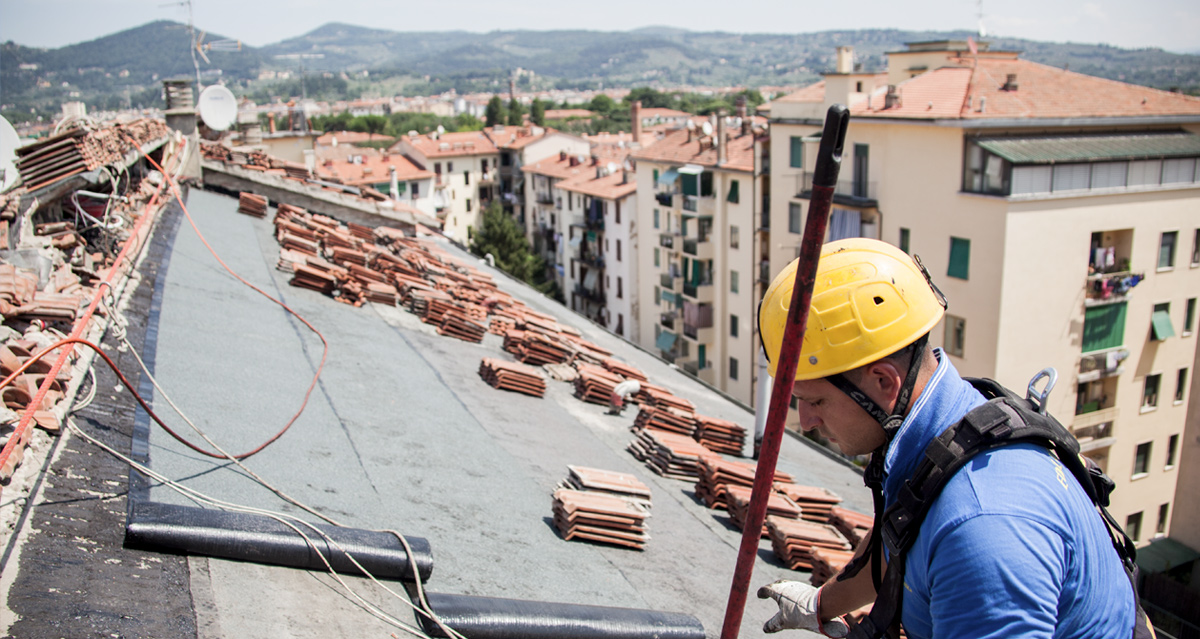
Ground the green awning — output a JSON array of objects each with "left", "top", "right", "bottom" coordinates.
[
  {"left": 976, "top": 132, "right": 1200, "bottom": 164},
  {"left": 655, "top": 331, "right": 677, "bottom": 351},
  {"left": 1151, "top": 309, "right": 1176, "bottom": 341},
  {"left": 661, "top": 290, "right": 678, "bottom": 305},
  {"left": 1136, "top": 537, "right": 1200, "bottom": 574}
]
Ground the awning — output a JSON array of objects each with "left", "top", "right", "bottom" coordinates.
[
  {"left": 1151, "top": 309, "right": 1176, "bottom": 341},
  {"left": 655, "top": 331, "right": 677, "bottom": 351},
  {"left": 975, "top": 132, "right": 1200, "bottom": 165},
  {"left": 1136, "top": 537, "right": 1200, "bottom": 574},
  {"left": 656, "top": 168, "right": 679, "bottom": 186},
  {"left": 678, "top": 164, "right": 704, "bottom": 175}
]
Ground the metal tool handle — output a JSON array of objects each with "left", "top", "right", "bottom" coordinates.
[{"left": 1027, "top": 368, "right": 1057, "bottom": 415}]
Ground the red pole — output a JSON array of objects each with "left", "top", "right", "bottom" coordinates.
[{"left": 719, "top": 104, "right": 849, "bottom": 639}]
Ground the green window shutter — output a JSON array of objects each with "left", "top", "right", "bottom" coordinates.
[
  {"left": 790, "top": 136, "right": 803, "bottom": 168},
  {"left": 1082, "top": 302, "right": 1128, "bottom": 353},
  {"left": 681, "top": 173, "right": 699, "bottom": 196},
  {"left": 948, "top": 237, "right": 971, "bottom": 279},
  {"left": 1151, "top": 309, "right": 1176, "bottom": 341},
  {"left": 698, "top": 344, "right": 707, "bottom": 369},
  {"left": 653, "top": 169, "right": 659, "bottom": 182},
  {"left": 727, "top": 180, "right": 740, "bottom": 203}
]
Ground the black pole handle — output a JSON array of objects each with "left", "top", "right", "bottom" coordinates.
[{"left": 812, "top": 104, "right": 850, "bottom": 189}]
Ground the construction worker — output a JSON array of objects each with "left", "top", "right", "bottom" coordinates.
[
  {"left": 607, "top": 378, "right": 641, "bottom": 415},
  {"left": 755, "top": 238, "right": 1145, "bottom": 638}
]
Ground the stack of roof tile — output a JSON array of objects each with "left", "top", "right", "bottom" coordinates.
[
  {"left": 693, "top": 457, "right": 795, "bottom": 510},
  {"left": 289, "top": 264, "right": 337, "bottom": 294},
  {"left": 14, "top": 119, "right": 169, "bottom": 191},
  {"left": 627, "top": 429, "right": 716, "bottom": 481},
  {"left": 552, "top": 489, "right": 649, "bottom": 550},
  {"left": 633, "top": 405, "right": 696, "bottom": 436},
  {"left": 237, "top": 192, "right": 268, "bottom": 218},
  {"left": 766, "top": 516, "right": 853, "bottom": 571},
  {"left": 809, "top": 547, "right": 857, "bottom": 586},
  {"left": 516, "top": 332, "right": 572, "bottom": 366},
  {"left": 438, "top": 311, "right": 486, "bottom": 343},
  {"left": 641, "top": 388, "right": 696, "bottom": 414},
  {"left": 829, "top": 506, "right": 873, "bottom": 545},
  {"left": 693, "top": 414, "right": 746, "bottom": 455},
  {"left": 725, "top": 485, "right": 803, "bottom": 537},
  {"left": 560, "top": 465, "right": 652, "bottom": 510},
  {"left": 774, "top": 484, "right": 843, "bottom": 524},
  {"left": 478, "top": 358, "right": 546, "bottom": 398},
  {"left": 573, "top": 363, "right": 624, "bottom": 404},
  {"left": 602, "top": 358, "right": 647, "bottom": 382}
]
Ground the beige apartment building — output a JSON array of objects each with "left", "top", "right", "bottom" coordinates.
[
  {"left": 769, "top": 41, "right": 1200, "bottom": 547},
  {"left": 631, "top": 110, "right": 769, "bottom": 404},
  {"left": 389, "top": 131, "right": 500, "bottom": 243}
]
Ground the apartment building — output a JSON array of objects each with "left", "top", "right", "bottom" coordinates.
[
  {"left": 314, "top": 146, "right": 435, "bottom": 215},
  {"left": 768, "top": 41, "right": 1200, "bottom": 546},
  {"left": 631, "top": 110, "right": 769, "bottom": 404},
  {"left": 486, "top": 125, "right": 590, "bottom": 221},
  {"left": 389, "top": 131, "right": 500, "bottom": 243}
]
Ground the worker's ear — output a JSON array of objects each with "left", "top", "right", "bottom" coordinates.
[{"left": 859, "top": 360, "right": 904, "bottom": 411}]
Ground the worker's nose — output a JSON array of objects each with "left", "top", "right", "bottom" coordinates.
[{"left": 795, "top": 404, "right": 821, "bottom": 432}]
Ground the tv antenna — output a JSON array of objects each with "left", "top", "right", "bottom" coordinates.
[{"left": 977, "top": 0, "right": 987, "bottom": 37}]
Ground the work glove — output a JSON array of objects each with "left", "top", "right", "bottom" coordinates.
[{"left": 758, "top": 580, "right": 849, "bottom": 637}]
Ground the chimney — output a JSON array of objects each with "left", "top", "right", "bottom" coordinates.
[
  {"left": 836, "top": 46, "right": 854, "bottom": 74},
  {"left": 621, "top": 170, "right": 628, "bottom": 185},
  {"left": 884, "top": 85, "right": 901, "bottom": 109},
  {"left": 569, "top": 156, "right": 579, "bottom": 167},
  {"left": 735, "top": 96, "right": 747, "bottom": 119},
  {"left": 1002, "top": 73, "right": 1019, "bottom": 91},
  {"left": 631, "top": 100, "right": 643, "bottom": 144},
  {"left": 591, "top": 154, "right": 600, "bottom": 166},
  {"left": 559, "top": 150, "right": 567, "bottom": 161},
  {"left": 716, "top": 110, "right": 727, "bottom": 166},
  {"left": 268, "top": 112, "right": 276, "bottom": 134}
]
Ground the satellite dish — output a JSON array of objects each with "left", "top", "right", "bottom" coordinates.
[
  {"left": 701, "top": 121, "right": 713, "bottom": 136},
  {"left": 197, "top": 84, "right": 237, "bottom": 131},
  {"left": 606, "top": 162, "right": 618, "bottom": 175},
  {"left": 436, "top": 125, "right": 445, "bottom": 135},
  {"left": 0, "top": 115, "right": 19, "bottom": 193},
  {"left": 686, "top": 120, "right": 696, "bottom": 131}
]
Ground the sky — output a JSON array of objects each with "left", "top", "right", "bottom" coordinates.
[{"left": 1, "top": 0, "right": 1198, "bottom": 55}]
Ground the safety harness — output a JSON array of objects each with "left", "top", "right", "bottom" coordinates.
[{"left": 841, "top": 377, "right": 1154, "bottom": 639}]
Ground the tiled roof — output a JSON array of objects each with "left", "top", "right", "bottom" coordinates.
[
  {"left": 639, "top": 107, "right": 694, "bottom": 120},
  {"left": 398, "top": 131, "right": 499, "bottom": 158},
  {"left": 772, "top": 81, "right": 827, "bottom": 104},
  {"left": 544, "top": 109, "right": 595, "bottom": 119},
  {"left": 558, "top": 168, "right": 637, "bottom": 201},
  {"left": 851, "top": 57, "right": 1200, "bottom": 120},
  {"left": 523, "top": 154, "right": 583, "bottom": 180},
  {"left": 315, "top": 131, "right": 390, "bottom": 147},
  {"left": 483, "top": 125, "right": 551, "bottom": 150},
  {"left": 631, "top": 126, "right": 761, "bottom": 173},
  {"left": 316, "top": 152, "right": 433, "bottom": 187}
]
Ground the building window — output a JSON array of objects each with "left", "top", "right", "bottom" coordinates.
[
  {"left": 1166, "top": 434, "right": 1179, "bottom": 469},
  {"left": 1159, "top": 231, "right": 1177, "bottom": 269},
  {"left": 730, "top": 314, "right": 738, "bottom": 338},
  {"left": 654, "top": 248, "right": 660, "bottom": 268},
  {"left": 1126, "top": 512, "right": 1143, "bottom": 542},
  {"left": 653, "top": 169, "right": 659, "bottom": 182},
  {"left": 1184, "top": 298, "right": 1196, "bottom": 335},
  {"left": 1175, "top": 368, "right": 1188, "bottom": 403},
  {"left": 616, "top": 239, "right": 622, "bottom": 262},
  {"left": 948, "top": 237, "right": 971, "bottom": 280},
  {"left": 616, "top": 314, "right": 624, "bottom": 336},
  {"left": 617, "top": 277, "right": 623, "bottom": 299},
  {"left": 447, "top": 161, "right": 454, "bottom": 172},
  {"left": 730, "top": 225, "right": 739, "bottom": 249},
  {"left": 1151, "top": 302, "right": 1175, "bottom": 341},
  {"left": 655, "top": 285, "right": 661, "bottom": 305},
  {"left": 789, "top": 203, "right": 803, "bottom": 234},
  {"left": 852, "top": 144, "right": 870, "bottom": 198},
  {"left": 728, "top": 179, "right": 740, "bottom": 203},
  {"left": 654, "top": 209, "right": 660, "bottom": 229},
  {"left": 466, "top": 198, "right": 472, "bottom": 212},
  {"left": 730, "top": 270, "right": 739, "bottom": 294},
  {"left": 412, "top": 182, "right": 419, "bottom": 197},
  {"left": 944, "top": 315, "right": 966, "bottom": 357},
  {"left": 899, "top": 228, "right": 910, "bottom": 254},
  {"left": 615, "top": 202, "right": 621, "bottom": 224},
  {"left": 434, "top": 162, "right": 441, "bottom": 174},
  {"left": 1142, "top": 375, "right": 1161, "bottom": 411},
  {"left": 1133, "top": 443, "right": 1152, "bottom": 477},
  {"left": 790, "top": 136, "right": 804, "bottom": 169},
  {"left": 464, "top": 171, "right": 470, "bottom": 185},
  {"left": 730, "top": 357, "right": 739, "bottom": 381},
  {"left": 1156, "top": 504, "right": 1169, "bottom": 536},
  {"left": 1192, "top": 229, "right": 1200, "bottom": 266}
]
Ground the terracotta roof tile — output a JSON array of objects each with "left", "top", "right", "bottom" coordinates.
[
  {"left": 398, "top": 131, "right": 499, "bottom": 158},
  {"left": 544, "top": 109, "right": 595, "bottom": 119},
  {"left": 558, "top": 168, "right": 636, "bottom": 201},
  {"left": 631, "top": 126, "right": 762, "bottom": 173},
  {"left": 316, "top": 152, "right": 432, "bottom": 187}
]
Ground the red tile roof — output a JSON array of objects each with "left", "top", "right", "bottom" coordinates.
[
  {"left": 559, "top": 168, "right": 637, "bottom": 201},
  {"left": 398, "top": 131, "right": 499, "bottom": 158},
  {"left": 850, "top": 57, "right": 1200, "bottom": 120},
  {"left": 315, "top": 131, "right": 391, "bottom": 147},
  {"left": 544, "top": 109, "right": 595, "bottom": 120},
  {"left": 639, "top": 107, "right": 694, "bottom": 121},
  {"left": 631, "top": 125, "right": 762, "bottom": 173},
  {"left": 316, "top": 152, "right": 432, "bottom": 187},
  {"left": 773, "top": 81, "right": 827, "bottom": 104}
]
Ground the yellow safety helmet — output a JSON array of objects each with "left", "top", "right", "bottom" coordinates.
[{"left": 759, "top": 238, "right": 945, "bottom": 382}]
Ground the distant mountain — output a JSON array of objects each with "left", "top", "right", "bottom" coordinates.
[{"left": 3, "top": 21, "right": 1198, "bottom": 122}]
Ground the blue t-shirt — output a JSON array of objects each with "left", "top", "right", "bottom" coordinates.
[{"left": 881, "top": 351, "right": 1134, "bottom": 638}]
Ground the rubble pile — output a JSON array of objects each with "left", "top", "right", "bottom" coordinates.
[
  {"left": 16, "top": 120, "right": 170, "bottom": 192},
  {"left": 201, "top": 141, "right": 389, "bottom": 203}
]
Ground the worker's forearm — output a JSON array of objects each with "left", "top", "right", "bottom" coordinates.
[{"left": 817, "top": 538, "right": 878, "bottom": 618}]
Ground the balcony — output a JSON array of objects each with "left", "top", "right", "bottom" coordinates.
[
  {"left": 680, "top": 360, "right": 701, "bottom": 376},
  {"left": 573, "top": 251, "right": 605, "bottom": 270},
  {"left": 1071, "top": 408, "right": 1117, "bottom": 453},
  {"left": 480, "top": 169, "right": 495, "bottom": 183},
  {"left": 683, "top": 281, "right": 713, "bottom": 302},
  {"left": 573, "top": 284, "right": 604, "bottom": 304},
  {"left": 1084, "top": 270, "right": 1142, "bottom": 307},
  {"left": 660, "top": 272, "right": 676, "bottom": 289},
  {"left": 759, "top": 261, "right": 772, "bottom": 284},
  {"left": 682, "top": 196, "right": 698, "bottom": 212},
  {"left": 536, "top": 192, "right": 554, "bottom": 205},
  {"left": 796, "top": 171, "right": 878, "bottom": 207},
  {"left": 660, "top": 311, "right": 677, "bottom": 329},
  {"left": 1078, "top": 348, "right": 1128, "bottom": 383},
  {"left": 659, "top": 233, "right": 676, "bottom": 249},
  {"left": 655, "top": 192, "right": 674, "bottom": 207},
  {"left": 435, "top": 174, "right": 447, "bottom": 188},
  {"left": 683, "top": 237, "right": 713, "bottom": 260}
]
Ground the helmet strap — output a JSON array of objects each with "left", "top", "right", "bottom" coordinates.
[{"left": 826, "top": 333, "right": 929, "bottom": 441}]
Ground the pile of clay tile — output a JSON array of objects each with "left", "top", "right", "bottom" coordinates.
[
  {"left": 627, "top": 429, "right": 716, "bottom": 481},
  {"left": 552, "top": 488, "right": 650, "bottom": 550},
  {"left": 573, "top": 363, "right": 623, "bottom": 404},
  {"left": 774, "top": 484, "right": 843, "bottom": 524},
  {"left": 633, "top": 404, "right": 696, "bottom": 435},
  {"left": 237, "top": 192, "right": 268, "bottom": 218},
  {"left": 478, "top": 357, "right": 546, "bottom": 398},
  {"left": 766, "top": 516, "right": 853, "bottom": 572},
  {"left": 809, "top": 547, "right": 857, "bottom": 586},
  {"left": 559, "top": 465, "right": 652, "bottom": 510},
  {"left": 693, "top": 456, "right": 794, "bottom": 510},
  {"left": 542, "top": 363, "right": 578, "bottom": 382},
  {"left": 829, "top": 506, "right": 873, "bottom": 545},
  {"left": 693, "top": 414, "right": 747, "bottom": 456},
  {"left": 15, "top": 119, "right": 169, "bottom": 192},
  {"left": 602, "top": 358, "right": 647, "bottom": 382},
  {"left": 725, "top": 485, "right": 803, "bottom": 537}
]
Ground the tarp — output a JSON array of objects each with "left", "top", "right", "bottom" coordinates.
[{"left": 655, "top": 331, "right": 677, "bottom": 352}]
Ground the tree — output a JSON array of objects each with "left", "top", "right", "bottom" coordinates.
[
  {"left": 625, "top": 87, "right": 675, "bottom": 109},
  {"left": 455, "top": 112, "right": 484, "bottom": 131},
  {"left": 588, "top": 94, "right": 616, "bottom": 115},
  {"left": 507, "top": 98, "right": 525, "bottom": 126},
  {"left": 530, "top": 99, "right": 546, "bottom": 127},
  {"left": 485, "top": 95, "right": 505, "bottom": 127},
  {"left": 469, "top": 201, "right": 546, "bottom": 288}
]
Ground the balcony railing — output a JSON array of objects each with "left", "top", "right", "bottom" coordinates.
[
  {"left": 1072, "top": 413, "right": 1116, "bottom": 453},
  {"left": 1078, "top": 348, "right": 1128, "bottom": 382},
  {"left": 683, "top": 238, "right": 699, "bottom": 255},
  {"left": 796, "top": 171, "right": 878, "bottom": 204},
  {"left": 680, "top": 360, "right": 700, "bottom": 376},
  {"left": 655, "top": 192, "right": 674, "bottom": 206},
  {"left": 1085, "top": 270, "right": 1141, "bottom": 306},
  {"left": 759, "top": 261, "right": 772, "bottom": 283},
  {"left": 573, "top": 284, "right": 604, "bottom": 303},
  {"left": 659, "top": 234, "right": 675, "bottom": 249},
  {"left": 660, "top": 272, "right": 675, "bottom": 289},
  {"left": 536, "top": 192, "right": 554, "bottom": 205},
  {"left": 683, "top": 281, "right": 712, "bottom": 298},
  {"left": 660, "top": 312, "right": 676, "bottom": 328},
  {"left": 682, "top": 196, "right": 698, "bottom": 212},
  {"left": 574, "top": 252, "right": 605, "bottom": 270}
]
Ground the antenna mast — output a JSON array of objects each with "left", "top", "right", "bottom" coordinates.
[{"left": 977, "top": 0, "right": 987, "bottom": 38}]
